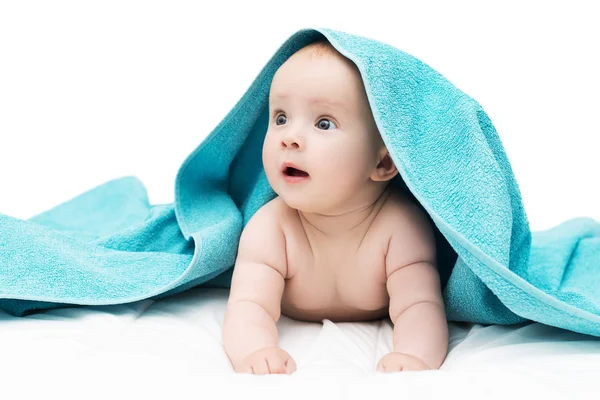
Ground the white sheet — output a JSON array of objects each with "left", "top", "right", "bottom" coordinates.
[{"left": 2, "top": 287, "right": 599, "bottom": 400}]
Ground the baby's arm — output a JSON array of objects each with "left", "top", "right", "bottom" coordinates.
[
  {"left": 381, "top": 203, "right": 448, "bottom": 370},
  {"left": 221, "top": 202, "right": 292, "bottom": 373}
]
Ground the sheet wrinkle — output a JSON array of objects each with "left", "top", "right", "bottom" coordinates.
[
  {"left": 372, "top": 318, "right": 385, "bottom": 367},
  {"left": 132, "top": 300, "right": 156, "bottom": 321}
]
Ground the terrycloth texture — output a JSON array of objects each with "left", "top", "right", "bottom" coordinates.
[{"left": 1, "top": 28, "right": 599, "bottom": 336}]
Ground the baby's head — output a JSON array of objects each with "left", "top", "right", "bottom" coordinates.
[{"left": 262, "top": 40, "right": 398, "bottom": 214}]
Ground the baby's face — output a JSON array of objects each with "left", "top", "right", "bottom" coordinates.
[{"left": 262, "top": 47, "right": 383, "bottom": 214}]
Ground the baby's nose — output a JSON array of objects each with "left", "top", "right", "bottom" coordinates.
[
  {"left": 281, "top": 132, "right": 303, "bottom": 149},
  {"left": 281, "top": 138, "right": 300, "bottom": 149}
]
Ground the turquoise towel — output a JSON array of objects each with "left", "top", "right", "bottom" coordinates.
[{"left": 1, "top": 28, "right": 599, "bottom": 337}]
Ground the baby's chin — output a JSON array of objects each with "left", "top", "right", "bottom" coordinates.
[
  {"left": 277, "top": 193, "right": 310, "bottom": 212},
  {"left": 268, "top": 174, "right": 339, "bottom": 213},
  {"left": 277, "top": 191, "right": 340, "bottom": 215},
  {"left": 274, "top": 189, "right": 317, "bottom": 213}
]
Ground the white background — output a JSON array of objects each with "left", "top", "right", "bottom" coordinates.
[{"left": 0, "top": 0, "right": 598, "bottom": 231}]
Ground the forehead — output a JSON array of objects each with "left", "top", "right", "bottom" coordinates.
[
  {"left": 269, "top": 50, "right": 367, "bottom": 109},
  {"left": 272, "top": 92, "right": 349, "bottom": 112}
]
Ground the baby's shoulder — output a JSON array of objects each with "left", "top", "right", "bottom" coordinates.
[
  {"left": 245, "top": 196, "right": 278, "bottom": 225},
  {"left": 262, "top": 195, "right": 300, "bottom": 225},
  {"left": 379, "top": 189, "right": 434, "bottom": 239},
  {"left": 378, "top": 188, "right": 415, "bottom": 219},
  {"left": 244, "top": 196, "right": 294, "bottom": 232},
  {"left": 237, "top": 197, "right": 288, "bottom": 271}
]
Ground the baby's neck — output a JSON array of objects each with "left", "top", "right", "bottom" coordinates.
[{"left": 297, "top": 186, "right": 391, "bottom": 240}]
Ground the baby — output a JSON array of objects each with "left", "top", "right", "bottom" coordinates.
[{"left": 222, "top": 40, "right": 448, "bottom": 374}]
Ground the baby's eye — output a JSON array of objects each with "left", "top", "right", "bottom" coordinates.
[
  {"left": 275, "top": 113, "right": 288, "bottom": 125},
  {"left": 316, "top": 118, "right": 337, "bottom": 130}
]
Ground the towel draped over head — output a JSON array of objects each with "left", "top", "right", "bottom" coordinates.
[{"left": 1, "top": 28, "right": 599, "bottom": 337}]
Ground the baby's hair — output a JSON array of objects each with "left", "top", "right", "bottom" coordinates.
[
  {"left": 302, "top": 39, "right": 338, "bottom": 57},
  {"left": 300, "top": 39, "right": 361, "bottom": 75}
]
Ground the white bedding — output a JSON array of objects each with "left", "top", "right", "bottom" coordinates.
[{"left": 2, "top": 287, "right": 599, "bottom": 400}]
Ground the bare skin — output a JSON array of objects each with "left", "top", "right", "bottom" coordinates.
[{"left": 221, "top": 41, "right": 449, "bottom": 375}]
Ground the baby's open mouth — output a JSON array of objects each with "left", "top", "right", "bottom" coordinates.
[
  {"left": 284, "top": 167, "right": 309, "bottom": 177},
  {"left": 281, "top": 162, "right": 310, "bottom": 181}
]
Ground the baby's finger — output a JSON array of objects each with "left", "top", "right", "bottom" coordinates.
[
  {"left": 252, "top": 358, "right": 270, "bottom": 375},
  {"left": 391, "top": 364, "right": 404, "bottom": 372},
  {"left": 285, "top": 357, "right": 297, "bottom": 374},
  {"left": 267, "top": 357, "right": 287, "bottom": 374}
]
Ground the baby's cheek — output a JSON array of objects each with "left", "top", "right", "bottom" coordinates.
[
  {"left": 338, "top": 150, "right": 371, "bottom": 179},
  {"left": 262, "top": 145, "right": 280, "bottom": 188},
  {"left": 318, "top": 157, "right": 347, "bottom": 184},
  {"left": 322, "top": 163, "right": 360, "bottom": 194},
  {"left": 261, "top": 136, "right": 273, "bottom": 164}
]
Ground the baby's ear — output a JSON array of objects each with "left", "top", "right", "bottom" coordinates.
[{"left": 371, "top": 148, "right": 398, "bottom": 182}]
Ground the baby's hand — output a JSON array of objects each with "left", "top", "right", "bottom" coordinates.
[
  {"left": 234, "top": 346, "right": 297, "bottom": 375},
  {"left": 376, "top": 352, "right": 431, "bottom": 372}
]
